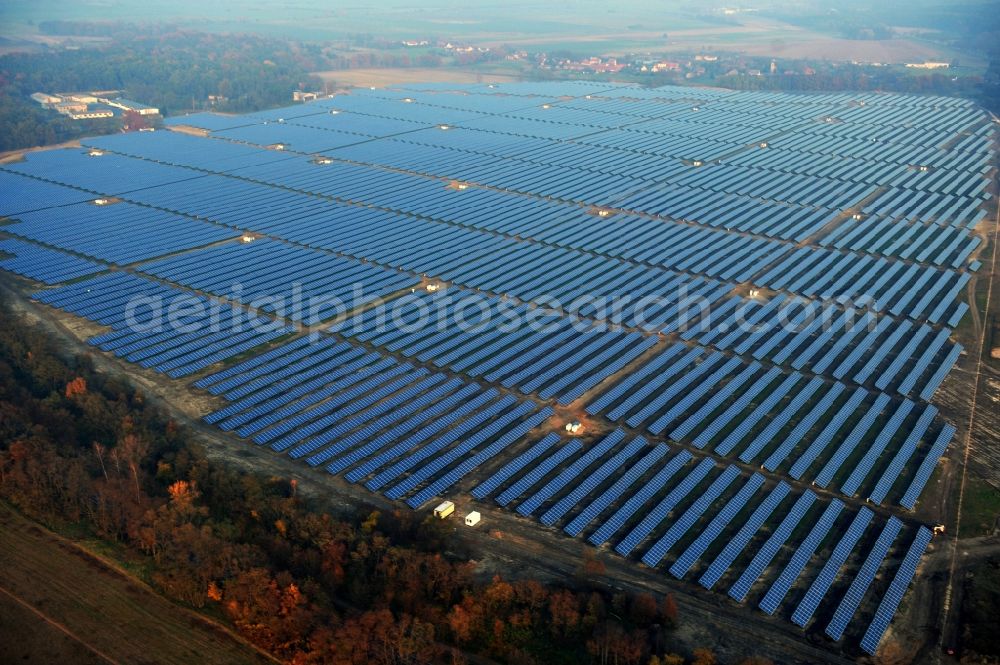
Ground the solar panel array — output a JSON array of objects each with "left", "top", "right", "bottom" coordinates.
[
  {"left": 34, "top": 272, "right": 293, "bottom": 376},
  {"left": 2, "top": 80, "right": 992, "bottom": 657},
  {"left": 0, "top": 237, "right": 105, "bottom": 284},
  {"left": 860, "top": 526, "right": 933, "bottom": 655},
  {"left": 6, "top": 199, "right": 238, "bottom": 265}
]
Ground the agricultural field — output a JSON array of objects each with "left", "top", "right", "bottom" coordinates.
[
  {"left": 0, "top": 0, "right": 717, "bottom": 41},
  {"left": 312, "top": 67, "right": 523, "bottom": 88},
  {"left": 0, "top": 503, "right": 273, "bottom": 664},
  {"left": 0, "top": 79, "right": 996, "bottom": 661},
  {"left": 477, "top": 17, "right": 960, "bottom": 64},
  {"left": 675, "top": 19, "right": 959, "bottom": 62},
  {"left": 0, "top": 0, "right": 968, "bottom": 65}
]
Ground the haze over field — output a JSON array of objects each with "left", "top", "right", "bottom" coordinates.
[{"left": 1, "top": 0, "right": 996, "bottom": 63}]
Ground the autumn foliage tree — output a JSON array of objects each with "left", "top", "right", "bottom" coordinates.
[
  {"left": 661, "top": 594, "right": 679, "bottom": 627},
  {"left": 64, "top": 376, "right": 86, "bottom": 397},
  {"left": 691, "top": 648, "right": 717, "bottom": 665}
]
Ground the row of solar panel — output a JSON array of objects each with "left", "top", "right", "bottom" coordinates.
[
  {"left": 164, "top": 134, "right": 832, "bottom": 253},
  {"left": 730, "top": 146, "right": 915, "bottom": 187},
  {"left": 396, "top": 122, "right": 742, "bottom": 174},
  {"left": 0, "top": 171, "right": 95, "bottom": 216},
  {"left": 791, "top": 109, "right": 982, "bottom": 144},
  {"left": 574, "top": 125, "right": 750, "bottom": 162},
  {"left": 504, "top": 100, "right": 731, "bottom": 130},
  {"left": 333, "top": 122, "right": 726, "bottom": 179},
  {"left": 950, "top": 131, "right": 996, "bottom": 157},
  {"left": 685, "top": 295, "right": 962, "bottom": 399},
  {"left": 85, "top": 129, "right": 299, "bottom": 172},
  {"left": 170, "top": 84, "right": 984, "bottom": 171},
  {"left": 0, "top": 237, "right": 105, "bottom": 284},
  {"left": 835, "top": 102, "right": 984, "bottom": 132},
  {"left": 195, "top": 337, "right": 557, "bottom": 507},
  {"left": 3, "top": 196, "right": 237, "bottom": 265},
  {"left": 859, "top": 526, "right": 933, "bottom": 654},
  {"left": 766, "top": 129, "right": 991, "bottom": 172},
  {"left": 471, "top": 429, "right": 925, "bottom": 653},
  {"left": 138, "top": 238, "right": 419, "bottom": 325},
  {"left": 669, "top": 161, "right": 878, "bottom": 210},
  {"left": 518, "top": 212, "right": 786, "bottom": 282},
  {"left": 727, "top": 123, "right": 989, "bottom": 174},
  {"left": 787, "top": 107, "right": 985, "bottom": 140},
  {"left": 585, "top": 342, "right": 953, "bottom": 505},
  {"left": 43, "top": 132, "right": 972, "bottom": 368},
  {"left": 756, "top": 246, "right": 969, "bottom": 326},
  {"left": 6, "top": 149, "right": 206, "bottom": 196},
  {"left": 33, "top": 271, "right": 205, "bottom": 328},
  {"left": 242, "top": 151, "right": 809, "bottom": 259},
  {"left": 613, "top": 184, "right": 839, "bottom": 241},
  {"left": 313, "top": 121, "right": 895, "bottom": 214},
  {"left": 216, "top": 122, "right": 390, "bottom": 156},
  {"left": 88, "top": 135, "right": 968, "bottom": 344},
  {"left": 736, "top": 91, "right": 976, "bottom": 114},
  {"left": 862, "top": 186, "right": 988, "bottom": 229},
  {"left": 327, "top": 137, "right": 652, "bottom": 206},
  {"left": 169, "top": 85, "right": 978, "bottom": 141},
  {"left": 724, "top": 145, "right": 988, "bottom": 196},
  {"left": 664, "top": 87, "right": 885, "bottom": 104},
  {"left": 544, "top": 96, "right": 732, "bottom": 123},
  {"left": 334, "top": 289, "right": 659, "bottom": 405},
  {"left": 819, "top": 215, "right": 981, "bottom": 268},
  {"left": 9, "top": 149, "right": 748, "bottom": 330},
  {"left": 169, "top": 178, "right": 728, "bottom": 335},
  {"left": 32, "top": 272, "right": 292, "bottom": 377}
]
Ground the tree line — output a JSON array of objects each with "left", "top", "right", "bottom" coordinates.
[
  {"left": 0, "top": 23, "right": 515, "bottom": 152},
  {"left": 0, "top": 294, "right": 781, "bottom": 665},
  {"left": 0, "top": 29, "right": 325, "bottom": 151}
]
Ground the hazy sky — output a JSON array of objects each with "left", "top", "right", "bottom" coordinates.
[{"left": 1, "top": 0, "right": 992, "bottom": 45}]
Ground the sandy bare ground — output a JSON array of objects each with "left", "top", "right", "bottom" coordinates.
[{"left": 0, "top": 139, "right": 82, "bottom": 164}]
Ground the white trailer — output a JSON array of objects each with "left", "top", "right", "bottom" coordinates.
[{"left": 433, "top": 501, "right": 455, "bottom": 519}]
